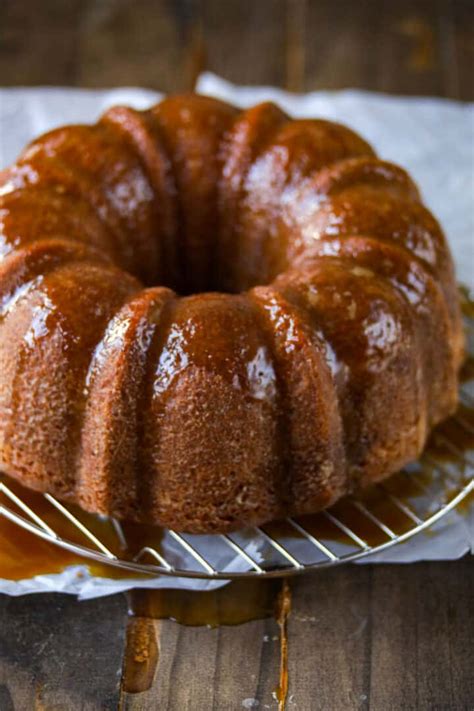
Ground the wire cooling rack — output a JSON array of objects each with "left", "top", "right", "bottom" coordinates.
[{"left": 1, "top": 303, "right": 473, "bottom": 581}]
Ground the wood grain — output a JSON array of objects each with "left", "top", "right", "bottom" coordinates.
[
  {"left": 369, "top": 562, "right": 474, "bottom": 709},
  {"left": 0, "top": 0, "right": 83, "bottom": 85},
  {"left": 304, "top": 0, "right": 375, "bottom": 92},
  {"left": 286, "top": 566, "right": 372, "bottom": 709},
  {"left": 202, "top": 0, "right": 287, "bottom": 87},
  {"left": 0, "top": 592, "right": 128, "bottom": 710},
  {"left": 120, "top": 616, "right": 281, "bottom": 710},
  {"left": 0, "top": 0, "right": 472, "bottom": 99},
  {"left": 448, "top": 0, "right": 474, "bottom": 100},
  {"left": 77, "top": 0, "right": 201, "bottom": 92},
  {"left": 1, "top": 562, "right": 472, "bottom": 709},
  {"left": 286, "top": 561, "right": 474, "bottom": 710}
]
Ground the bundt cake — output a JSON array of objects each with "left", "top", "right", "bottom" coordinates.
[{"left": 0, "top": 94, "right": 464, "bottom": 533}]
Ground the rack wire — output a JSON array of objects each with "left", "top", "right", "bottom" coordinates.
[{"left": 1, "top": 304, "right": 473, "bottom": 581}]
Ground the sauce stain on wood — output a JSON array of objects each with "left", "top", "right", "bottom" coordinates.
[
  {"left": 275, "top": 578, "right": 292, "bottom": 710},
  {"left": 127, "top": 578, "right": 281, "bottom": 627},
  {"left": 121, "top": 616, "right": 159, "bottom": 694}
]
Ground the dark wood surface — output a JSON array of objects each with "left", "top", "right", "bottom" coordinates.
[
  {"left": 1, "top": 560, "right": 474, "bottom": 710},
  {"left": 1, "top": 0, "right": 473, "bottom": 98},
  {"left": 0, "top": 1, "right": 473, "bottom": 709}
]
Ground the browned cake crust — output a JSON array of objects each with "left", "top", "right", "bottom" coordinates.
[{"left": 0, "top": 94, "right": 464, "bottom": 532}]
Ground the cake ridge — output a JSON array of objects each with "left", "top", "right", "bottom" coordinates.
[
  {"left": 249, "top": 285, "right": 347, "bottom": 514},
  {"left": 0, "top": 183, "right": 118, "bottom": 262},
  {"left": 7, "top": 153, "right": 134, "bottom": 273},
  {"left": 102, "top": 106, "right": 182, "bottom": 289},
  {"left": 20, "top": 123, "right": 159, "bottom": 282},
  {"left": 273, "top": 256, "right": 428, "bottom": 486},
  {"left": 78, "top": 285, "right": 174, "bottom": 520}
]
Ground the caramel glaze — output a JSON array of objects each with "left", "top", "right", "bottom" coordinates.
[{"left": 0, "top": 93, "right": 465, "bottom": 534}]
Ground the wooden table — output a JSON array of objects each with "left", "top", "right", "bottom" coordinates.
[{"left": 0, "top": 1, "right": 473, "bottom": 708}]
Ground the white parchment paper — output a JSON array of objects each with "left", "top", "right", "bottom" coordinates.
[{"left": 0, "top": 74, "right": 472, "bottom": 598}]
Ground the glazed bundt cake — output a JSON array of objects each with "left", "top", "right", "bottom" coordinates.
[{"left": 0, "top": 94, "right": 464, "bottom": 533}]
